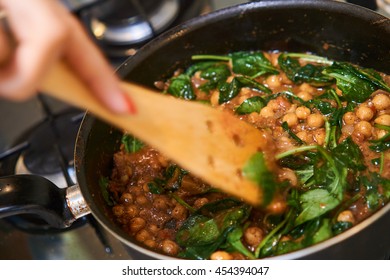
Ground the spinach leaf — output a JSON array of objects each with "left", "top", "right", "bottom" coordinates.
[
  {"left": 176, "top": 198, "right": 250, "bottom": 259},
  {"left": 230, "top": 51, "right": 279, "bottom": 78},
  {"left": 242, "top": 152, "right": 277, "bottom": 206},
  {"left": 147, "top": 181, "right": 164, "bottom": 194},
  {"left": 264, "top": 90, "right": 305, "bottom": 105},
  {"left": 332, "top": 221, "right": 353, "bottom": 235},
  {"left": 277, "top": 145, "right": 347, "bottom": 225},
  {"left": 185, "top": 61, "right": 220, "bottom": 76},
  {"left": 332, "top": 137, "right": 366, "bottom": 171},
  {"left": 218, "top": 76, "right": 271, "bottom": 104},
  {"left": 273, "top": 218, "right": 332, "bottom": 256},
  {"left": 235, "top": 75, "right": 272, "bottom": 94},
  {"left": 121, "top": 134, "right": 144, "bottom": 153},
  {"left": 147, "top": 164, "right": 188, "bottom": 195},
  {"left": 322, "top": 62, "right": 381, "bottom": 103},
  {"left": 278, "top": 54, "right": 334, "bottom": 87},
  {"left": 357, "top": 67, "right": 390, "bottom": 93},
  {"left": 99, "top": 176, "right": 113, "bottom": 206},
  {"left": 218, "top": 77, "right": 241, "bottom": 104},
  {"left": 199, "top": 63, "right": 231, "bottom": 93},
  {"left": 224, "top": 227, "right": 256, "bottom": 259},
  {"left": 295, "top": 189, "right": 341, "bottom": 226},
  {"left": 167, "top": 74, "right": 196, "bottom": 100},
  {"left": 236, "top": 96, "right": 266, "bottom": 115},
  {"left": 359, "top": 173, "right": 390, "bottom": 210}
]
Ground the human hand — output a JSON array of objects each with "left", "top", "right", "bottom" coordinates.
[{"left": 0, "top": 0, "right": 136, "bottom": 114}]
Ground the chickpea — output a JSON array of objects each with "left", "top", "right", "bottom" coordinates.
[
  {"left": 278, "top": 168, "right": 298, "bottom": 186},
  {"left": 269, "top": 53, "right": 279, "bottom": 67},
  {"left": 144, "top": 239, "right": 157, "bottom": 249},
  {"left": 356, "top": 105, "right": 374, "bottom": 121},
  {"left": 282, "top": 113, "right": 298, "bottom": 127},
  {"left": 280, "top": 73, "right": 293, "bottom": 85},
  {"left": 376, "top": 129, "right": 387, "bottom": 139},
  {"left": 343, "top": 112, "right": 357, "bottom": 125},
  {"left": 266, "top": 195, "right": 287, "bottom": 215},
  {"left": 337, "top": 210, "right": 355, "bottom": 224},
  {"left": 267, "top": 99, "right": 279, "bottom": 111},
  {"left": 354, "top": 121, "right": 372, "bottom": 138},
  {"left": 135, "top": 229, "right": 151, "bottom": 242},
  {"left": 265, "top": 75, "right": 281, "bottom": 89},
  {"left": 374, "top": 114, "right": 390, "bottom": 126},
  {"left": 120, "top": 174, "right": 129, "bottom": 183},
  {"left": 247, "top": 112, "right": 261, "bottom": 124},
  {"left": 149, "top": 224, "right": 160, "bottom": 234},
  {"left": 307, "top": 113, "right": 325, "bottom": 128},
  {"left": 193, "top": 197, "right": 209, "bottom": 209},
  {"left": 286, "top": 103, "right": 297, "bottom": 114},
  {"left": 129, "top": 217, "right": 146, "bottom": 233},
  {"left": 120, "top": 193, "right": 134, "bottom": 204},
  {"left": 131, "top": 185, "right": 143, "bottom": 196},
  {"left": 260, "top": 106, "right": 274, "bottom": 118},
  {"left": 295, "top": 106, "right": 311, "bottom": 119},
  {"left": 153, "top": 196, "right": 169, "bottom": 210},
  {"left": 161, "top": 240, "right": 180, "bottom": 256},
  {"left": 142, "top": 183, "right": 150, "bottom": 192},
  {"left": 296, "top": 131, "right": 310, "bottom": 143},
  {"left": 210, "top": 90, "right": 220, "bottom": 107},
  {"left": 136, "top": 195, "right": 149, "bottom": 206},
  {"left": 313, "top": 128, "right": 326, "bottom": 145},
  {"left": 299, "top": 82, "right": 315, "bottom": 94},
  {"left": 244, "top": 227, "right": 264, "bottom": 247},
  {"left": 231, "top": 252, "right": 246, "bottom": 260},
  {"left": 297, "top": 91, "right": 313, "bottom": 101},
  {"left": 210, "top": 251, "right": 233, "bottom": 260},
  {"left": 124, "top": 204, "right": 139, "bottom": 218},
  {"left": 372, "top": 93, "right": 390, "bottom": 110},
  {"left": 112, "top": 205, "right": 124, "bottom": 217},
  {"left": 171, "top": 204, "right": 188, "bottom": 220}
]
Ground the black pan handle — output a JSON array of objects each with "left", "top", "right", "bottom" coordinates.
[{"left": 0, "top": 174, "right": 81, "bottom": 228}]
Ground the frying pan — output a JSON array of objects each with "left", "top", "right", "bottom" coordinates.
[{"left": 0, "top": 0, "right": 389, "bottom": 259}]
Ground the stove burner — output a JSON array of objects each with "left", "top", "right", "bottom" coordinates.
[
  {"left": 13, "top": 110, "right": 82, "bottom": 188},
  {"left": 87, "top": 0, "right": 180, "bottom": 45},
  {"left": 80, "top": 0, "right": 209, "bottom": 59}
]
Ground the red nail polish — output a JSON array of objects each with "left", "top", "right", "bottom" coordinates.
[{"left": 124, "top": 94, "right": 137, "bottom": 115}]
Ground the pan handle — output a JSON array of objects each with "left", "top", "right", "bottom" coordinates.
[{"left": 0, "top": 174, "right": 90, "bottom": 228}]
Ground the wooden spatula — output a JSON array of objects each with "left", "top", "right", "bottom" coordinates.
[{"left": 40, "top": 61, "right": 273, "bottom": 206}]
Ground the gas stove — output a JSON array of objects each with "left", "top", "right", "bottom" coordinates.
[{"left": 0, "top": 0, "right": 387, "bottom": 260}]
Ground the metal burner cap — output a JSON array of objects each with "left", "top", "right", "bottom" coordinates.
[{"left": 84, "top": 0, "right": 180, "bottom": 45}]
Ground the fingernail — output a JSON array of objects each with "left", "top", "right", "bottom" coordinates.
[{"left": 124, "top": 94, "right": 137, "bottom": 115}]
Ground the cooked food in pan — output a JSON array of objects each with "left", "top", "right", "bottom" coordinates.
[{"left": 103, "top": 51, "right": 390, "bottom": 259}]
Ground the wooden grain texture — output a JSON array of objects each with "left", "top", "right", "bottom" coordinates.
[{"left": 40, "top": 62, "right": 272, "bottom": 206}]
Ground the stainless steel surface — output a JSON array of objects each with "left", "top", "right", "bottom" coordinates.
[{"left": 66, "top": 185, "right": 91, "bottom": 221}]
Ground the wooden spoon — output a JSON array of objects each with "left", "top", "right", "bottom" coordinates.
[{"left": 40, "top": 62, "right": 273, "bottom": 206}]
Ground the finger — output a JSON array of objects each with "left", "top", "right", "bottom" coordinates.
[
  {"left": 0, "top": 11, "right": 12, "bottom": 66},
  {"left": 0, "top": 0, "right": 67, "bottom": 100}
]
